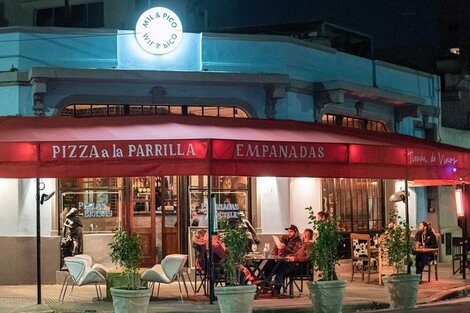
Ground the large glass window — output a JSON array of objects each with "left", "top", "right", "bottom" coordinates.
[
  {"left": 59, "top": 177, "right": 122, "bottom": 234},
  {"left": 189, "top": 176, "right": 250, "bottom": 226},
  {"left": 322, "top": 178, "right": 383, "bottom": 233},
  {"left": 321, "top": 113, "right": 387, "bottom": 233}
]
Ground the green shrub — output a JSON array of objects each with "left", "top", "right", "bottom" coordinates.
[
  {"left": 306, "top": 206, "right": 341, "bottom": 281},
  {"left": 380, "top": 210, "right": 413, "bottom": 274},
  {"left": 218, "top": 219, "right": 249, "bottom": 286},
  {"left": 108, "top": 228, "right": 143, "bottom": 290}
]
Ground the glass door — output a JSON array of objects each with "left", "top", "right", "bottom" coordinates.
[
  {"left": 158, "top": 176, "right": 180, "bottom": 257},
  {"left": 130, "top": 176, "right": 156, "bottom": 267}
]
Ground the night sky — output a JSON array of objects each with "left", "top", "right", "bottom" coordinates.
[{"left": 206, "top": 0, "right": 439, "bottom": 50}]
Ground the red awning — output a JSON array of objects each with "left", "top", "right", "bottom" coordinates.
[{"left": 0, "top": 115, "right": 469, "bottom": 180}]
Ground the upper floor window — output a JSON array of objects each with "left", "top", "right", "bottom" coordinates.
[
  {"left": 36, "top": 2, "right": 104, "bottom": 28},
  {"left": 59, "top": 104, "right": 249, "bottom": 118},
  {"left": 322, "top": 114, "right": 388, "bottom": 132}
]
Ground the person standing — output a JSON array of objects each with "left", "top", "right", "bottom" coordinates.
[{"left": 414, "top": 221, "right": 438, "bottom": 281}]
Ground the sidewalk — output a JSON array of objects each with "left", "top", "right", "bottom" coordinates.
[{"left": 1, "top": 263, "right": 469, "bottom": 313}]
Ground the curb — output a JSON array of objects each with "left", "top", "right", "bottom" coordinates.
[
  {"left": 252, "top": 301, "right": 390, "bottom": 313},
  {"left": 423, "top": 285, "right": 470, "bottom": 303}
]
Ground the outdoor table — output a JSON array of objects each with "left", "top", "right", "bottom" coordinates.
[
  {"left": 415, "top": 248, "right": 438, "bottom": 253},
  {"left": 244, "top": 254, "right": 289, "bottom": 297}
]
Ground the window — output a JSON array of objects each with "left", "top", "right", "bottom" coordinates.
[
  {"left": 322, "top": 178, "right": 383, "bottom": 233},
  {"left": 321, "top": 113, "right": 386, "bottom": 233},
  {"left": 189, "top": 176, "right": 250, "bottom": 225},
  {"left": 322, "top": 114, "right": 388, "bottom": 132},
  {"left": 36, "top": 2, "right": 103, "bottom": 28},
  {"left": 59, "top": 177, "right": 123, "bottom": 234},
  {"left": 60, "top": 104, "right": 249, "bottom": 118}
]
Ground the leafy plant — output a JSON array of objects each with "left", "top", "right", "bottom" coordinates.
[
  {"left": 306, "top": 206, "right": 341, "bottom": 281},
  {"left": 380, "top": 210, "right": 413, "bottom": 274},
  {"left": 108, "top": 228, "right": 143, "bottom": 290},
  {"left": 218, "top": 219, "right": 249, "bottom": 286}
]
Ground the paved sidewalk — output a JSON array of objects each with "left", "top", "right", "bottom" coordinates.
[{"left": 1, "top": 263, "right": 469, "bottom": 313}]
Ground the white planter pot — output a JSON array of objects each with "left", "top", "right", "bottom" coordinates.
[
  {"left": 382, "top": 274, "right": 420, "bottom": 309},
  {"left": 215, "top": 285, "right": 257, "bottom": 313},
  {"left": 110, "top": 287, "right": 152, "bottom": 313},
  {"left": 307, "top": 280, "right": 347, "bottom": 313}
]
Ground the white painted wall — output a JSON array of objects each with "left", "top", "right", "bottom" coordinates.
[
  {"left": 0, "top": 179, "right": 19, "bottom": 235},
  {"left": 257, "top": 177, "right": 289, "bottom": 234},
  {"left": 289, "top": 178, "right": 322, "bottom": 233},
  {"left": 392, "top": 180, "right": 417, "bottom": 228},
  {"left": 0, "top": 179, "right": 55, "bottom": 236}
]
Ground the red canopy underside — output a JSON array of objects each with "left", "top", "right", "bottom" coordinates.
[{"left": 0, "top": 115, "right": 468, "bottom": 180}]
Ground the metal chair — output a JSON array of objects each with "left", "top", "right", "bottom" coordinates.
[
  {"left": 452, "top": 237, "right": 464, "bottom": 274},
  {"left": 422, "top": 248, "right": 439, "bottom": 282},
  {"left": 59, "top": 256, "right": 106, "bottom": 301}
]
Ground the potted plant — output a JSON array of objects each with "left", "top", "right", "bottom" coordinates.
[
  {"left": 305, "top": 206, "right": 347, "bottom": 313},
  {"left": 215, "top": 218, "right": 257, "bottom": 313},
  {"left": 380, "top": 210, "right": 420, "bottom": 309},
  {"left": 108, "top": 228, "right": 151, "bottom": 313}
]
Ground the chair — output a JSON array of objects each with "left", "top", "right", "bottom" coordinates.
[
  {"left": 452, "top": 237, "right": 464, "bottom": 274},
  {"left": 141, "top": 254, "right": 189, "bottom": 302},
  {"left": 286, "top": 261, "right": 313, "bottom": 296},
  {"left": 350, "top": 233, "right": 378, "bottom": 283},
  {"left": 422, "top": 248, "right": 439, "bottom": 282},
  {"left": 59, "top": 256, "right": 106, "bottom": 301},
  {"left": 194, "top": 259, "right": 208, "bottom": 295},
  {"left": 421, "top": 233, "right": 440, "bottom": 282},
  {"left": 73, "top": 254, "right": 108, "bottom": 278}
]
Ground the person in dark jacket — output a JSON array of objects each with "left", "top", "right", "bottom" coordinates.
[
  {"left": 414, "top": 221, "right": 438, "bottom": 280},
  {"left": 271, "top": 224, "right": 302, "bottom": 257}
]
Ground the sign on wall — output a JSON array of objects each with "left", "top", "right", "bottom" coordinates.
[{"left": 135, "top": 7, "right": 183, "bottom": 55}]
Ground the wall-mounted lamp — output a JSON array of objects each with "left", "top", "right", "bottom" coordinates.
[
  {"left": 456, "top": 185, "right": 464, "bottom": 217},
  {"left": 40, "top": 192, "right": 55, "bottom": 205},
  {"left": 389, "top": 190, "right": 408, "bottom": 203}
]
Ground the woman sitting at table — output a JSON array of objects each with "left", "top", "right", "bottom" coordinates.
[
  {"left": 192, "top": 229, "right": 208, "bottom": 271},
  {"left": 414, "top": 221, "right": 438, "bottom": 281}
]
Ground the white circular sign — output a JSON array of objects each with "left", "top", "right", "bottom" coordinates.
[{"left": 135, "top": 7, "right": 183, "bottom": 55}]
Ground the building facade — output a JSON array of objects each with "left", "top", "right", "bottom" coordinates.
[{"left": 0, "top": 4, "right": 465, "bottom": 284}]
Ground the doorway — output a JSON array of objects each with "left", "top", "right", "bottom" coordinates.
[{"left": 129, "top": 176, "right": 181, "bottom": 266}]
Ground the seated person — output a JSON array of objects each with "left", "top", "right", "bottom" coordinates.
[
  {"left": 272, "top": 224, "right": 302, "bottom": 257},
  {"left": 288, "top": 228, "right": 314, "bottom": 262},
  {"left": 192, "top": 229, "right": 208, "bottom": 271},
  {"left": 211, "top": 234, "right": 226, "bottom": 265},
  {"left": 211, "top": 234, "right": 226, "bottom": 281},
  {"left": 263, "top": 225, "right": 301, "bottom": 296},
  {"left": 414, "top": 221, "right": 438, "bottom": 281}
]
